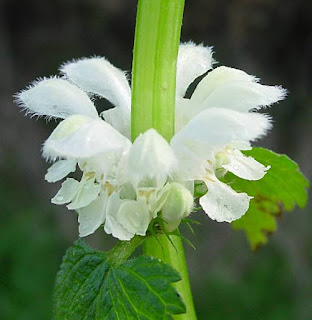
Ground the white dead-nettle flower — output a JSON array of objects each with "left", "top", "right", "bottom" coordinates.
[
  {"left": 15, "top": 42, "right": 286, "bottom": 240},
  {"left": 173, "top": 43, "right": 285, "bottom": 222},
  {"left": 15, "top": 57, "right": 192, "bottom": 240}
]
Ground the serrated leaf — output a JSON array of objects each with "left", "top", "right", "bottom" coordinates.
[
  {"left": 222, "top": 147, "right": 309, "bottom": 249},
  {"left": 53, "top": 239, "right": 185, "bottom": 320},
  {"left": 232, "top": 202, "right": 277, "bottom": 249}
]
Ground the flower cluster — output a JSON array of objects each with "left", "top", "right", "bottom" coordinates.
[{"left": 15, "top": 42, "right": 285, "bottom": 240}]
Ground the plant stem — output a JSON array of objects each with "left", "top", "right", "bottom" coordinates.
[
  {"left": 143, "top": 235, "right": 197, "bottom": 320},
  {"left": 131, "top": 0, "right": 183, "bottom": 142},
  {"left": 131, "top": 0, "right": 197, "bottom": 319},
  {"left": 107, "top": 236, "right": 146, "bottom": 265}
]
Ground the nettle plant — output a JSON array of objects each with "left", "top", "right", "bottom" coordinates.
[{"left": 15, "top": 1, "right": 308, "bottom": 319}]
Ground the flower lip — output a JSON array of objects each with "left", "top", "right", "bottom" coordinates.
[
  {"left": 15, "top": 77, "right": 98, "bottom": 120},
  {"left": 43, "top": 119, "right": 131, "bottom": 160}
]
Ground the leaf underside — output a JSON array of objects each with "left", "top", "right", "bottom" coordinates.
[
  {"left": 223, "top": 147, "right": 309, "bottom": 249},
  {"left": 53, "top": 239, "right": 185, "bottom": 320}
]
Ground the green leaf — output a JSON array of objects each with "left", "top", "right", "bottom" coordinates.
[
  {"left": 53, "top": 239, "right": 185, "bottom": 320},
  {"left": 222, "top": 147, "right": 309, "bottom": 249}
]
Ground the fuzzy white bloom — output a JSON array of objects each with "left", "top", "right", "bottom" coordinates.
[
  {"left": 15, "top": 42, "right": 285, "bottom": 240},
  {"left": 172, "top": 44, "right": 285, "bottom": 222}
]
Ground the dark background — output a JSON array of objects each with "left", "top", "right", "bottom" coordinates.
[{"left": 1, "top": 0, "right": 311, "bottom": 319}]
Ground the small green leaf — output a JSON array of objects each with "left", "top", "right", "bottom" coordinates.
[
  {"left": 53, "top": 239, "right": 185, "bottom": 320},
  {"left": 222, "top": 147, "right": 309, "bottom": 249}
]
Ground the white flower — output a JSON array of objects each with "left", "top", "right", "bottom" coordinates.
[
  {"left": 15, "top": 42, "right": 285, "bottom": 240},
  {"left": 171, "top": 43, "right": 285, "bottom": 222},
  {"left": 16, "top": 57, "right": 189, "bottom": 240}
]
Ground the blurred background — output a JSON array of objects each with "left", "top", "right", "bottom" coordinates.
[{"left": 1, "top": 0, "right": 311, "bottom": 319}]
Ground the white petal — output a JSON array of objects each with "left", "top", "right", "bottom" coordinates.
[
  {"left": 222, "top": 149, "right": 270, "bottom": 180},
  {"left": 200, "top": 178, "right": 251, "bottom": 222},
  {"left": 176, "top": 42, "right": 214, "bottom": 98},
  {"left": 136, "top": 187, "right": 160, "bottom": 219},
  {"left": 51, "top": 178, "right": 80, "bottom": 205},
  {"left": 171, "top": 107, "right": 271, "bottom": 162},
  {"left": 136, "top": 187, "right": 158, "bottom": 212},
  {"left": 117, "top": 200, "right": 150, "bottom": 236},
  {"left": 191, "top": 66, "right": 257, "bottom": 104},
  {"left": 43, "top": 119, "right": 131, "bottom": 159},
  {"left": 119, "top": 182, "right": 136, "bottom": 201},
  {"left": 101, "top": 107, "right": 130, "bottom": 139},
  {"left": 61, "top": 57, "right": 131, "bottom": 137},
  {"left": 169, "top": 171, "right": 195, "bottom": 195},
  {"left": 227, "top": 140, "right": 251, "bottom": 151},
  {"left": 15, "top": 78, "right": 98, "bottom": 119},
  {"left": 80, "top": 152, "right": 121, "bottom": 180},
  {"left": 151, "top": 184, "right": 171, "bottom": 214},
  {"left": 45, "top": 159, "right": 77, "bottom": 183},
  {"left": 175, "top": 97, "right": 194, "bottom": 131},
  {"left": 49, "top": 115, "right": 93, "bottom": 140},
  {"left": 77, "top": 192, "right": 108, "bottom": 237},
  {"left": 171, "top": 108, "right": 271, "bottom": 180},
  {"left": 189, "top": 66, "right": 286, "bottom": 115},
  {"left": 60, "top": 57, "right": 131, "bottom": 111},
  {"left": 125, "top": 129, "right": 177, "bottom": 188},
  {"left": 67, "top": 176, "right": 101, "bottom": 210},
  {"left": 176, "top": 67, "right": 261, "bottom": 127},
  {"left": 104, "top": 192, "right": 133, "bottom": 240},
  {"left": 198, "top": 81, "right": 286, "bottom": 113},
  {"left": 170, "top": 145, "right": 211, "bottom": 181}
]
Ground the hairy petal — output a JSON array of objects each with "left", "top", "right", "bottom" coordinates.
[
  {"left": 77, "top": 192, "right": 108, "bottom": 237},
  {"left": 171, "top": 108, "right": 271, "bottom": 178},
  {"left": 80, "top": 152, "right": 121, "bottom": 180},
  {"left": 196, "top": 81, "right": 286, "bottom": 114},
  {"left": 187, "top": 66, "right": 286, "bottom": 117},
  {"left": 176, "top": 42, "right": 214, "bottom": 98},
  {"left": 47, "top": 115, "right": 93, "bottom": 142},
  {"left": 61, "top": 57, "right": 131, "bottom": 137},
  {"left": 172, "top": 107, "right": 271, "bottom": 149},
  {"left": 101, "top": 107, "right": 130, "bottom": 139},
  {"left": 125, "top": 129, "right": 177, "bottom": 188},
  {"left": 60, "top": 57, "right": 131, "bottom": 110},
  {"left": 191, "top": 66, "right": 257, "bottom": 104},
  {"left": 200, "top": 178, "right": 251, "bottom": 222},
  {"left": 43, "top": 119, "right": 131, "bottom": 159},
  {"left": 222, "top": 149, "right": 270, "bottom": 180},
  {"left": 15, "top": 78, "right": 98, "bottom": 119},
  {"left": 45, "top": 159, "right": 77, "bottom": 183}
]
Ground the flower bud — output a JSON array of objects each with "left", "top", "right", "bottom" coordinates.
[{"left": 161, "top": 182, "right": 193, "bottom": 232}]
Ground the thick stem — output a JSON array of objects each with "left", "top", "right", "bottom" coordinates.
[
  {"left": 143, "top": 235, "right": 197, "bottom": 320},
  {"left": 131, "top": 0, "right": 184, "bottom": 141},
  {"left": 131, "top": 1, "right": 197, "bottom": 319}
]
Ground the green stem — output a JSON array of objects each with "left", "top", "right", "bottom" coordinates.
[
  {"left": 143, "top": 235, "right": 197, "bottom": 320},
  {"left": 107, "top": 236, "right": 146, "bottom": 265},
  {"left": 131, "top": 1, "right": 197, "bottom": 319},
  {"left": 131, "top": 0, "right": 184, "bottom": 141}
]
